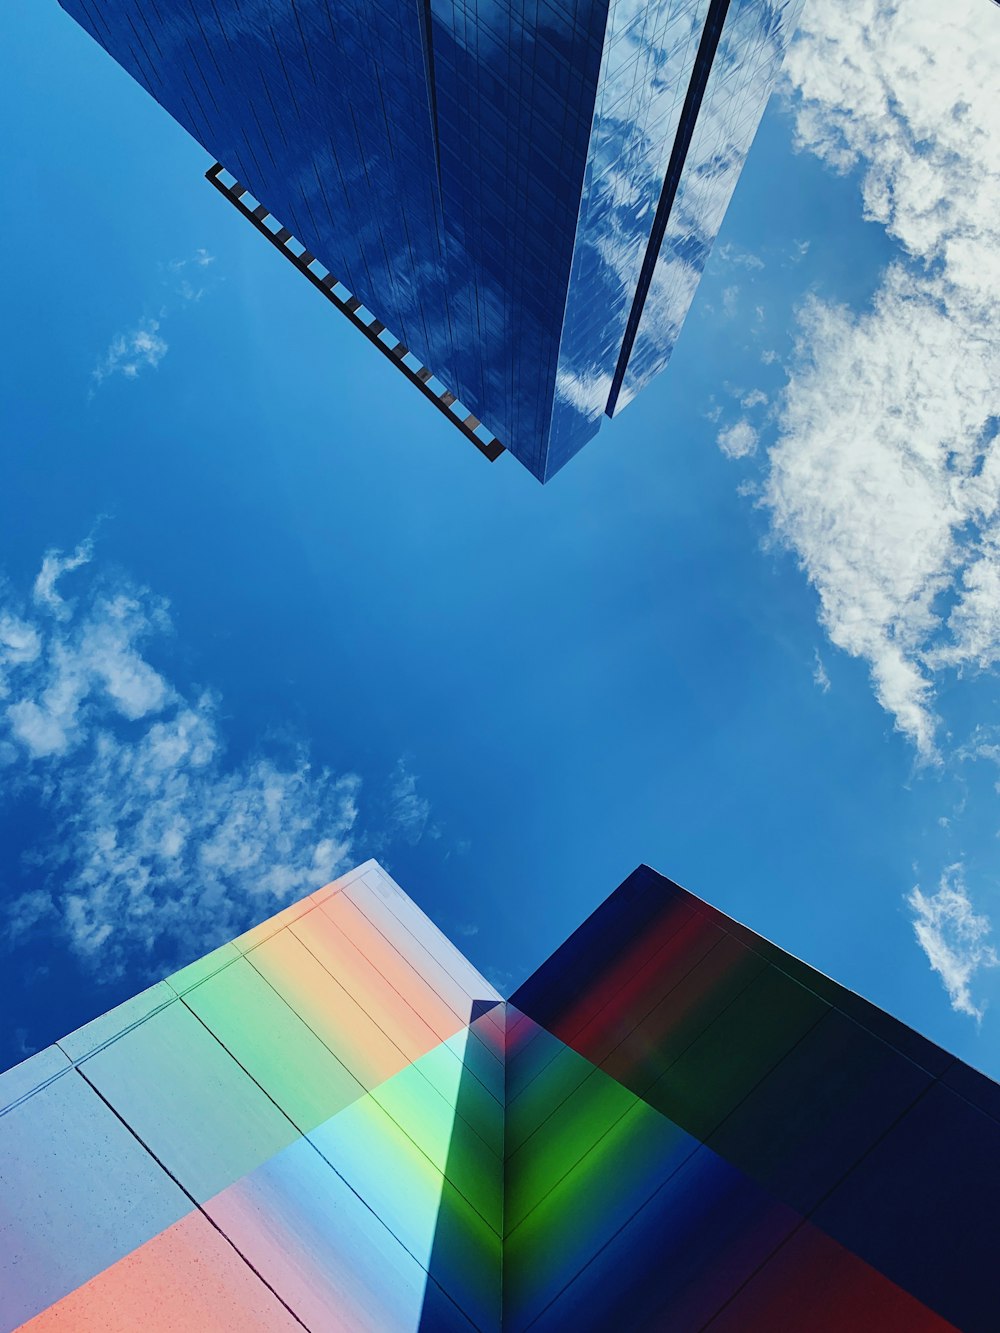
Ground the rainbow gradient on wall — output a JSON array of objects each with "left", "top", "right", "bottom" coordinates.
[{"left": 2, "top": 862, "right": 997, "bottom": 1330}]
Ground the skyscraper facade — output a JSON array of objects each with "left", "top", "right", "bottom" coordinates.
[
  {"left": 2, "top": 861, "right": 997, "bottom": 1330},
  {"left": 58, "top": 0, "right": 802, "bottom": 480}
]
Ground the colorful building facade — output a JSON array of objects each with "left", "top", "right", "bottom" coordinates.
[{"left": 3, "top": 861, "right": 996, "bottom": 1330}]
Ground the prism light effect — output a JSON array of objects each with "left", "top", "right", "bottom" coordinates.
[
  {"left": 1, "top": 862, "right": 504, "bottom": 1332},
  {"left": 3, "top": 862, "right": 996, "bottom": 1330}
]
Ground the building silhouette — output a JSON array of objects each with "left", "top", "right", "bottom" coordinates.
[
  {"left": 58, "top": 0, "right": 802, "bottom": 480},
  {"left": 2, "top": 860, "right": 996, "bottom": 1330}
]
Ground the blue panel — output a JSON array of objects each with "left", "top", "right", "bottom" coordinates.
[
  {"left": 812, "top": 1081, "right": 1000, "bottom": 1333},
  {"left": 58, "top": 0, "right": 456, "bottom": 403},
  {"left": 512, "top": 1141, "right": 797, "bottom": 1332},
  {"left": 706, "top": 1006, "right": 933, "bottom": 1213},
  {"left": 428, "top": 0, "right": 609, "bottom": 477}
]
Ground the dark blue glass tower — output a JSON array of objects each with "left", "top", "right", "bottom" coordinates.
[{"left": 59, "top": 0, "right": 802, "bottom": 481}]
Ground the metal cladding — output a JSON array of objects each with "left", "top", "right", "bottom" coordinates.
[
  {"left": 3, "top": 860, "right": 996, "bottom": 1330},
  {"left": 1, "top": 862, "right": 506, "bottom": 1333},
  {"left": 508, "top": 865, "right": 998, "bottom": 1332},
  {"left": 57, "top": 0, "right": 802, "bottom": 480}
]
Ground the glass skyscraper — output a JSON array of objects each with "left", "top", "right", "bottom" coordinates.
[
  {"left": 58, "top": 0, "right": 802, "bottom": 480},
  {"left": 2, "top": 860, "right": 996, "bottom": 1330}
]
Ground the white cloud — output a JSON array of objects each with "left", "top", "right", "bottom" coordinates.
[
  {"left": 387, "top": 757, "right": 431, "bottom": 845},
  {"left": 55, "top": 719, "right": 358, "bottom": 968},
  {"left": 554, "top": 365, "right": 615, "bottom": 420},
  {"left": 167, "top": 249, "right": 218, "bottom": 302},
  {"left": 813, "top": 650, "right": 831, "bottom": 693},
  {"left": 78, "top": 593, "right": 173, "bottom": 720},
  {"left": 92, "top": 318, "right": 168, "bottom": 388},
  {"left": 6, "top": 890, "right": 56, "bottom": 943},
  {"left": 6, "top": 546, "right": 172, "bottom": 760},
  {"left": 0, "top": 615, "right": 41, "bottom": 665},
  {"left": 908, "top": 867, "right": 999, "bottom": 1020},
  {"left": 33, "top": 541, "right": 92, "bottom": 617},
  {"left": 742, "top": 389, "right": 768, "bottom": 410},
  {"left": 1, "top": 547, "right": 360, "bottom": 975},
  {"left": 91, "top": 250, "right": 218, "bottom": 389},
  {"left": 555, "top": 2, "right": 796, "bottom": 418},
  {"left": 957, "top": 726, "right": 1000, "bottom": 777},
  {"left": 169, "top": 248, "right": 215, "bottom": 272},
  {"left": 717, "top": 419, "right": 759, "bottom": 460},
  {"left": 718, "top": 242, "right": 765, "bottom": 272},
  {"left": 759, "top": 0, "right": 1000, "bottom": 760}
]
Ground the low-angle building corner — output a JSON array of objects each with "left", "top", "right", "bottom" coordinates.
[
  {"left": 2, "top": 860, "right": 996, "bottom": 1330},
  {"left": 57, "top": 0, "right": 802, "bottom": 480}
]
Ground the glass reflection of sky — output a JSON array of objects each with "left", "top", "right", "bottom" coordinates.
[
  {"left": 59, "top": 0, "right": 801, "bottom": 480},
  {"left": 618, "top": 0, "right": 805, "bottom": 411}
]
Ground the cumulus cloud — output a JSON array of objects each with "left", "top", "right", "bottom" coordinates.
[
  {"left": 723, "top": 0, "right": 1000, "bottom": 1020},
  {"left": 1, "top": 546, "right": 360, "bottom": 976},
  {"left": 908, "top": 868, "right": 999, "bottom": 1020},
  {"left": 717, "top": 419, "right": 759, "bottom": 460},
  {"left": 759, "top": 0, "right": 1000, "bottom": 760}
]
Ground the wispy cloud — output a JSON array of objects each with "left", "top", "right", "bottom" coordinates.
[
  {"left": 717, "top": 242, "right": 765, "bottom": 272},
  {"left": 756, "top": 0, "right": 1000, "bottom": 761},
  {"left": 1, "top": 544, "right": 359, "bottom": 976},
  {"left": 484, "top": 967, "right": 514, "bottom": 997},
  {"left": 166, "top": 248, "right": 217, "bottom": 302},
  {"left": 33, "top": 541, "right": 94, "bottom": 617},
  {"left": 721, "top": 285, "right": 741, "bottom": 319},
  {"left": 812, "top": 650, "right": 831, "bottom": 694},
  {"left": 386, "top": 756, "right": 432, "bottom": 845},
  {"left": 91, "top": 318, "right": 168, "bottom": 389},
  {"left": 90, "top": 249, "right": 219, "bottom": 393},
  {"left": 908, "top": 868, "right": 999, "bottom": 1021}
]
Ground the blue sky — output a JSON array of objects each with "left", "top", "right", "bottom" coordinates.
[{"left": 2, "top": 0, "right": 1000, "bottom": 1079}]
